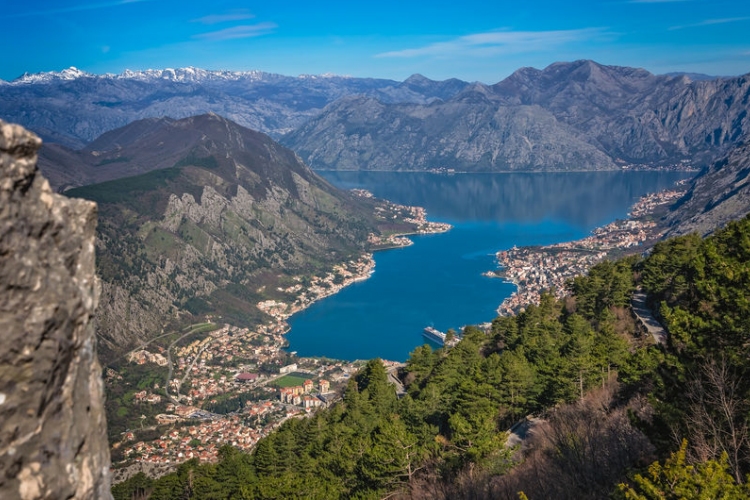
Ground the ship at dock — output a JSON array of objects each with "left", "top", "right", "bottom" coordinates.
[{"left": 423, "top": 327, "right": 459, "bottom": 347}]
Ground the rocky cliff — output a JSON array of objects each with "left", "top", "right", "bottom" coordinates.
[
  {"left": 0, "top": 121, "right": 111, "bottom": 498},
  {"left": 665, "top": 140, "right": 750, "bottom": 236}
]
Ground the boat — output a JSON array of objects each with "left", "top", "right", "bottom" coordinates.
[{"left": 423, "top": 327, "right": 459, "bottom": 347}]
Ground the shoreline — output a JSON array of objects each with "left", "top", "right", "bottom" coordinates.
[
  {"left": 492, "top": 187, "right": 686, "bottom": 316},
  {"left": 258, "top": 194, "right": 452, "bottom": 341}
]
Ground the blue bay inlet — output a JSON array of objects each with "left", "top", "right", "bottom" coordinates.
[{"left": 285, "top": 171, "right": 693, "bottom": 362}]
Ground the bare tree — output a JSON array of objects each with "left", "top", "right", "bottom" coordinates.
[{"left": 683, "top": 354, "right": 750, "bottom": 483}]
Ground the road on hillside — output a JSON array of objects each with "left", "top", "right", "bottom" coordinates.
[{"left": 631, "top": 292, "right": 667, "bottom": 345}]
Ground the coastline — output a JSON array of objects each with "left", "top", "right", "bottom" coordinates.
[
  {"left": 492, "top": 186, "right": 686, "bottom": 316},
  {"left": 258, "top": 193, "right": 452, "bottom": 340}
]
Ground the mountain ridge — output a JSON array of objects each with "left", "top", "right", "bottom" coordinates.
[
  {"left": 283, "top": 60, "right": 750, "bottom": 171},
  {"left": 0, "top": 67, "right": 471, "bottom": 148}
]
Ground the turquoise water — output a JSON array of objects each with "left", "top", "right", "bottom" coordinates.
[{"left": 286, "top": 171, "right": 693, "bottom": 362}]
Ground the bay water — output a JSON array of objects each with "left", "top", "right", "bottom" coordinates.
[{"left": 286, "top": 171, "right": 693, "bottom": 362}]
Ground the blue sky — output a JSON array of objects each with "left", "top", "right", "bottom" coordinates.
[{"left": 1, "top": 0, "right": 749, "bottom": 83}]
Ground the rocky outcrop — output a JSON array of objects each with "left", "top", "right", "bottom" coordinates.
[
  {"left": 0, "top": 121, "right": 111, "bottom": 499},
  {"left": 665, "top": 140, "right": 750, "bottom": 236}
]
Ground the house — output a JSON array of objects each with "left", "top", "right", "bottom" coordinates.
[
  {"left": 235, "top": 372, "right": 259, "bottom": 383},
  {"left": 319, "top": 379, "right": 330, "bottom": 394},
  {"left": 279, "top": 363, "right": 298, "bottom": 374},
  {"left": 303, "top": 396, "right": 322, "bottom": 409},
  {"left": 303, "top": 379, "right": 314, "bottom": 393},
  {"left": 146, "top": 394, "right": 162, "bottom": 404},
  {"left": 175, "top": 405, "right": 199, "bottom": 418}
]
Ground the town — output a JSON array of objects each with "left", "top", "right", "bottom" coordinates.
[
  {"left": 494, "top": 188, "right": 686, "bottom": 315},
  {"left": 112, "top": 319, "right": 367, "bottom": 479},
  {"left": 110, "top": 192, "right": 448, "bottom": 478}
]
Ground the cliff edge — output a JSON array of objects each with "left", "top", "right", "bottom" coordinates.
[{"left": 0, "top": 121, "right": 111, "bottom": 499}]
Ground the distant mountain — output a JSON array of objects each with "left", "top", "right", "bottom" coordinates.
[
  {"left": 62, "top": 114, "right": 406, "bottom": 359},
  {"left": 663, "top": 71, "right": 718, "bottom": 81},
  {"left": 0, "top": 67, "right": 469, "bottom": 148},
  {"left": 283, "top": 60, "right": 750, "bottom": 171},
  {"left": 664, "top": 140, "right": 750, "bottom": 236}
]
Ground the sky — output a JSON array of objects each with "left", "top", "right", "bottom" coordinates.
[{"left": 1, "top": 0, "right": 749, "bottom": 83}]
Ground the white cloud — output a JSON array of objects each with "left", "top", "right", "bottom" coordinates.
[
  {"left": 192, "top": 10, "right": 255, "bottom": 25},
  {"left": 376, "top": 28, "right": 611, "bottom": 59},
  {"left": 2, "top": 0, "right": 150, "bottom": 18},
  {"left": 193, "top": 23, "right": 277, "bottom": 41},
  {"left": 669, "top": 17, "right": 750, "bottom": 30}
]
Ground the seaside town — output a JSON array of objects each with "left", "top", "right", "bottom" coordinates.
[
  {"left": 493, "top": 188, "right": 686, "bottom": 315},
  {"left": 353, "top": 188, "right": 452, "bottom": 248},
  {"left": 112, "top": 317, "right": 367, "bottom": 477},
  {"left": 111, "top": 185, "right": 683, "bottom": 477},
  {"left": 110, "top": 192, "right": 449, "bottom": 477}
]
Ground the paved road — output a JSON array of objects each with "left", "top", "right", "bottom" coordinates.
[
  {"left": 386, "top": 365, "right": 406, "bottom": 397},
  {"left": 631, "top": 292, "right": 667, "bottom": 345}
]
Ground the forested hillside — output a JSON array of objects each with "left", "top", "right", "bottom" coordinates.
[{"left": 113, "top": 215, "right": 750, "bottom": 499}]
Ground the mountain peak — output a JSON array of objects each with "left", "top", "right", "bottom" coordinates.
[
  {"left": 12, "top": 66, "right": 93, "bottom": 84},
  {"left": 404, "top": 74, "right": 432, "bottom": 84}
]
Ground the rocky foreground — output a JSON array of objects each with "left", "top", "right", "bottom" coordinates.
[{"left": 0, "top": 121, "right": 111, "bottom": 499}]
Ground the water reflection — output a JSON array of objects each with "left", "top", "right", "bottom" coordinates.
[{"left": 320, "top": 171, "right": 694, "bottom": 226}]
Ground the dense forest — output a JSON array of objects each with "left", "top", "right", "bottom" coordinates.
[{"left": 113, "top": 215, "right": 750, "bottom": 499}]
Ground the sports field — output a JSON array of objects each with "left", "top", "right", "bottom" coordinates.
[{"left": 272, "top": 374, "right": 309, "bottom": 388}]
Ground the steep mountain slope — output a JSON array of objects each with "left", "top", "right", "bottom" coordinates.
[
  {"left": 493, "top": 60, "right": 750, "bottom": 164},
  {"left": 63, "top": 114, "right": 404, "bottom": 359},
  {"left": 0, "top": 67, "right": 469, "bottom": 148},
  {"left": 283, "top": 60, "right": 749, "bottom": 171},
  {"left": 664, "top": 139, "right": 750, "bottom": 236},
  {"left": 282, "top": 92, "right": 615, "bottom": 171}
]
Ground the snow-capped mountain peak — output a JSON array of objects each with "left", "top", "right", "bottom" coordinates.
[
  {"left": 12, "top": 67, "right": 94, "bottom": 84},
  {"left": 8, "top": 66, "right": 278, "bottom": 85}
]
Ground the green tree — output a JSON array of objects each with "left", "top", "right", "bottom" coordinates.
[{"left": 617, "top": 440, "right": 750, "bottom": 500}]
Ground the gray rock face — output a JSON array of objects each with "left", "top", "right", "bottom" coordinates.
[
  {"left": 283, "top": 61, "right": 750, "bottom": 171},
  {"left": 0, "top": 121, "right": 111, "bottom": 499},
  {"left": 665, "top": 141, "right": 750, "bottom": 236}
]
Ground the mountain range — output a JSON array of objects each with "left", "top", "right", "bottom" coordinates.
[
  {"left": 0, "top": 67, "right": 469, "bottom": 149},
  {"left": 4, "top": 61, "right": 747, "bottom": 174},
  {"left": 284, "top": 60, "right": 749, "bottom": 171}
]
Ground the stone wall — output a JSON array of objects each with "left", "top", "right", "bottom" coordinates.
[{"left": 0, "top": 121, "right": 111, "bottom": 499}]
